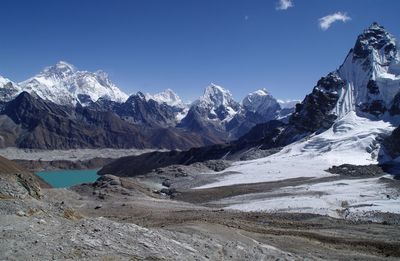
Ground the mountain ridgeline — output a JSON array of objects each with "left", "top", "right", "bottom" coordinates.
[
  {"left": 0, "top": 63, "right": 296, "bottom": 150},
  {"left": 99, "top": 23, "right": 400, "bottom": 176}
]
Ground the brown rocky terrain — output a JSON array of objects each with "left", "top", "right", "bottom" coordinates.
[{"left": 1, "top": 156, "right": 400, "bottom": 260}]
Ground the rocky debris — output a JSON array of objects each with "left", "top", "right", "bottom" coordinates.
[
  {"left": 86, "top": 175, "right": 136, "bottom": 199},
  {"left": 239, "top": 147, "right": 282, "bottom": 161},
  {"left": 201, "top": 160, "right": 231, "bottom": 172},
  {"left": 0, "top": 183, "right": 299, "bottom": 260},
  {"left": 16, "top": 210, "right": 26, "bottom": 217},
  {"left": 161, "top": 179, "right": 172, "bottom": 187},
  {"left": 159, "top": 188, "right": 178, "bottom": 197},
  {"left": 94, "top": 174, "right": 122, "bottom": 187},
  {"left": 0, "top": 156, "right": 43, "bottom": 199},
  {"left": 327, "top": 164, "right": 386, "bottom": 178},
  {"left": 0, "top": 210, "right": 297, "bottom": 261}
]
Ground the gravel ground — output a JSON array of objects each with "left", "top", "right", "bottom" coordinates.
[{"left": 2, "top": 159, "right": 400, "bottom": 260}]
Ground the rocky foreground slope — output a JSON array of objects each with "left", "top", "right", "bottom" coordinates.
[{"left": 1, "top": 157, "right": 400, "bottom": 260}]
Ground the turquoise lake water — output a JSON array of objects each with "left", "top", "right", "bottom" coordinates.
[{"left": 36, "top": 169, "right": 99, "bottom": 188}]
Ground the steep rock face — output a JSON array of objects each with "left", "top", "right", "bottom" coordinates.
[
  {"left": 19, "top": 61, "right": 128, "bottom": 105},
  {"left": 1, "top": 92, "right": 146, "bottom": 149},
  {"left": 289, "top": 72, "right": 344, "bottom": 133},
  {"left": 180, "top": 85, "right": 289, "bottom": 140},
  {"left": 111, "top": 92, "right": 178, "bottom": 127},
  {"left": 0, "top": 92, "right": 214, "bottom": 150},
  {"left": 336, "top": 23, "right": 400, "bottom": 117},
  {"left": 87, "top": 92, "right": 191, "bottom": 128},
  {"left": 282, "top": 23, "right": 400, "bottom": 140},
  {"left": 242, "top": 23, "right": 400, "bottom": 152}
]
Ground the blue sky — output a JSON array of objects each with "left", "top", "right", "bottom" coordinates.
[{"left": 0, "top": 0, "right": 399, "bottom": 102}]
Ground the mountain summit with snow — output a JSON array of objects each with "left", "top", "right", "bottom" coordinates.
[
  {"left": 242, "top": 89, "right": 281, "bottom": 119},
  {"left": 334, "top": 22, "right": 400, "bottom": 118},
  {"left": 19, "top": 61, "right": 129, "bottom": 105},
  {"left": 146, "top": 89, "right": 186, "bottom": 109},
  {"left": 0, "top": 76, "right": 21, "bottom": 102},
  {"left": 179, "top": 84, "right": 295, "bottom": 139}
]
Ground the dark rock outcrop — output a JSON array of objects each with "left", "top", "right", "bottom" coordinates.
[
  {"left": 99, "top": 120, "right": 286, "bottom": 177},
  {"left": 0, "top": 92, "right": 220, "bottom": 150},
  {"left": 90, "top": 92, "right": 179, "bottom": 128},
  {"left": 383, "top": 126, "right": 400, "bottom": 159}
]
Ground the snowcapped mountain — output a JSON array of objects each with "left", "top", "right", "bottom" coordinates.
[
  {"left": 195, "top": 83, "right": 241, "bottom": 122},
  {"left": 145, "top": 89, "right": 186, "bottom": 109},
  {"left": 179, "top": 84, "right": 242, "bottom": 139},
  {"left": 241, "top": 22, "right": 400, "bottom": 157},
  {"left": 242, "top": 89, "right": 281, "bottom": 119},
  {"left": 105, "top": 23, "right": 400, "bottom": 221},
  {"left": 0, "top": 76, "right": 21, "bottom": 102},
  {"left": 180, "top": 84, "right": 294, "bottom": 140},
  {"left": 173, "top": 23, "right": 400, "bottom": 164},
  {"left": 145, "top": 89, "right": 189, "bottom": 121},
  {"left": 328, "top": 22, "right": 399, "bottom": 118},
  {"left": 19, "top": 61, "right": 128, "bottom": 106}
]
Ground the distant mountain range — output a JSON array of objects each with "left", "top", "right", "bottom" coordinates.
[
  {"left": 0, "top": 61, "right": 297, "bottom": 149},
  {"left": 100, "top": 22, "right": 400, "bottom": 176},
  {"left": 4, "top": 23, "right": 398, "bottom": 157}
]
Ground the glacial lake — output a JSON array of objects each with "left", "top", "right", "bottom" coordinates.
[{"left": 36, "top": 169, "right": 99, "bottom": 188}]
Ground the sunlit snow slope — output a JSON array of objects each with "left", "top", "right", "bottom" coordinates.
[{"left": 194, "top": 23, "right": 400, "bottom": 220}]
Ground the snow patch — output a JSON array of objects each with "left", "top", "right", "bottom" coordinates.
[{"left": 196, "top": 111, "right": 394, "bottom": 189}]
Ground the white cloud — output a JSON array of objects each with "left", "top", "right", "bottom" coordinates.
[
  {"left": 276, "top": 0, "right": 294, "bottom": 10},
  {"left": 319, "top": 12, "right": 351, "bottom": 31}
]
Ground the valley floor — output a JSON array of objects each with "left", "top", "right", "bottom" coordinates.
[
  {"left": 1, "top": 167, "right": 400, "bottom": 260},
  {"left": 0, "top": 147, "right": 159, "bottom": 162},
  {"left": 1, "top": 113, "right": 400, "bottom": 260}
]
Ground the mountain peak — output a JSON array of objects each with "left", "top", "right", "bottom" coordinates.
[
  {"left": 41, "top": 60, "right": 77, "bottom": 79},
  {"left": 146, "top": 89, "right": 185, "bottom": 108},
  {"left": 353, "top": 22, "right": 396, "bottom": 60},
  {"left": 205, "top": 82, "right": 226, "bottom": 93},
  {"left": 242, "top": 88, "right": 280, "bottom": 117},
  {"left": 369, "top": 22, "right": 383, "bottom": 29},
  {"left": 248, "top": 88, "right": 270, "bottom": 97},
  {"left": 201, "top": 83, "right": 234, "bottom": 107},
  {"left": 0, "top": 75, "right": 14, "bottom": 86},
  {"left": 18, "top": 61, "right": 128, "bottom": 105}
]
